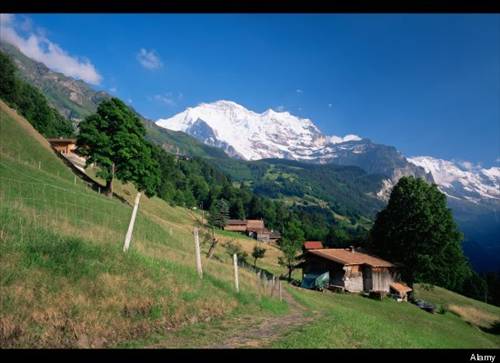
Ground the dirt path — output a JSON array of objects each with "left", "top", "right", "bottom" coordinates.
[
  {"left": 145, "top": 285, "right": 316, "bottom": 349},
  {"left": 204, "top": 287, "right": 316, "bottom": 349}
]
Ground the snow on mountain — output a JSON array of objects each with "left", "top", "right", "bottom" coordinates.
[
  {"left": 156, "top": 100, "right": 361, "bottom": 161},
  {"left": 408, "top": 156, "right": 500, "bottom": 203}
]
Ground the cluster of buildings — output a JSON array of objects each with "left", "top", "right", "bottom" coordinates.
[
  {"left": 224, "top": 219, "right": 281, "bottom": 243},
  {"left": 299, "top": 241, "right": 412, "bottom": 301}
]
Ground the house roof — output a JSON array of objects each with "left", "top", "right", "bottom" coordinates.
[
  {"left": 304, "top": 241, "right": 323, "bottom": 250},
  {"left": 308, "top": 248, "right": 393, "bottom": 268},
  {"left": 390, "top": 282, "right": 412, "bottom": 294},
  {"left": 246, "top": 219, "right": 265, "bottom": 230},
  {"left": 47, "top": 138, "right": 77, "bottom": 144},
  {"left": 226, "top": 219, "right": 247, "bottom": 225}
]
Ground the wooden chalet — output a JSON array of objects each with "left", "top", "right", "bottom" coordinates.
[
  {"left": 224, "top": 219, "right": 280, "bottom": 243},
  {"left": 47, "top": 138, "right": 77, "bottom": 155},
  {"left": 224, "top": 219, "right": 248, "bottom": 232},
  {"left": 301, "top": 246, "right": 407, "bottom": 294}
]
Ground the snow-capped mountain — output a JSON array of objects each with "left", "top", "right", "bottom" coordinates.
[
  {"left": 156, "top": 100, "right": 431, "bottom": 185},
  {"left": 156, "top": 100, "right": 361, "bottom": 161},
  {"left": 408, "top": 156, "right": 500, "bottom": 204}
]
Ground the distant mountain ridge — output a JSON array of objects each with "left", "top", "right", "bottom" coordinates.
[{"left": 156, "top": 100, "right": 433, "bottom": 188}]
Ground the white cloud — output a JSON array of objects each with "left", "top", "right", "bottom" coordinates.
[
  {"left": 296, "top": 89, "right": 303, "bottom": 94},
  {"left": 0, "top": 14, "right": 102, "bottom": 85},
  {"left": 153, "top": 92, "right": 182, "bottom": 107},
  {"left": 137, "top": 48, "right": 162, "bottom": 70}
]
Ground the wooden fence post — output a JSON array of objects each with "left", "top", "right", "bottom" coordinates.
[
  {"left": 38, "top": 161, "right": 41, "bottom": 170},
  {"left": 123, "top": 192, "right": 141, "bottom": 252},
  {"left": 279, "top": 279, "right": 282, "bottom": 302},
  {"left": 233, "top": 253, "right": 239, "bottom": 293},
  {"left": 194, "top": 227, "right": 203, "bottom": 279}
]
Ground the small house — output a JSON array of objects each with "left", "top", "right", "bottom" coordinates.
[
  {"left": 246, "top": 219, "right": 265, "bottom": 232},
  {"left": 224, "top": 219, "right": 248, "bottom": 232},
  {"left": 301, "top": 246, "right": 401, "bottom": 293},
  {"left": 48, "top": 138, "right": 77, "bottom": 155},
  {"left": 223, "top": 219, "right": 275, "bottom": 243}
]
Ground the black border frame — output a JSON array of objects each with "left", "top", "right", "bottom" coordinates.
[{"left": 0, "top": 0, "right": 500, "bottom": 13}]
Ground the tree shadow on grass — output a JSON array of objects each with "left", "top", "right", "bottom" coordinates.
[{"left": 479, "top": 321, "right": 500, "bottom": 335}]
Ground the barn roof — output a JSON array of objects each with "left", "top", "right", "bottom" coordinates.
[
  {"left": 304, "top": 241, "right": 323, "bottom": 250},
  {"left": 226, "top": 219, "right": 247, "bottom": 225},
  {"left": 47, "top": 138, "right": 77, "bottom": 143},
  {"left": 246, "top": 219, "right": 265, "bottom": 230},
  {"left": 390, "top": 282, "right": 412, "bottom": 294},
  {"left": 308, "top": 248, "right": 393, "bottom": 268}
]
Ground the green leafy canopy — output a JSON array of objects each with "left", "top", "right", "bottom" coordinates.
[{"left": 76, "top": 98, "right": 160, "bottom": 197}]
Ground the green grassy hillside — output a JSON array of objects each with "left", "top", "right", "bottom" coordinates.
[
  {"left": 270, "top": 285, "right": 500, "bottom": 348},
  {"left": 0, "top": 101, "right": 286, "bottom": 347}
]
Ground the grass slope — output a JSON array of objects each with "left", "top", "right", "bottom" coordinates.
[
  {"left": 270, "top": 285, "right": 500, "bottom": 348},
  {"left": 0, "top": 101, "right": 285, "bottom": 348}
]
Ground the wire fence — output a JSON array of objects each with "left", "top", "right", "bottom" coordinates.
[
  {"left": 1, "top": 152, "right": 286, "bottom": 301},
  {"left": 0, "top": 156, "right": 133, "bottom": 246}
]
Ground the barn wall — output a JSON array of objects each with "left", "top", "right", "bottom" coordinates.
[
  {"left": 344, "top": 265, "right": 363, "bottom": 292},
  {"left": 362, "top": 266, "right": 373, "bottom": 291},
  {"left": 371, "top": 268, "right": 394, "bottom": 292}
]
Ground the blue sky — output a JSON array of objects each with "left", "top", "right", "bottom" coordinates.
[{"left": 2, "top": 14, "right": 499, "bottom": 166}]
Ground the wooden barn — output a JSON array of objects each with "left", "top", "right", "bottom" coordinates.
[
  {"left": 224, "top": 219, "right": 248, "bottom": 232},
  {"left": 48, "top": 138, "right": 77, "bottom": 155},
  {"left": 301, "top": 246, "right": 405, "bottom": 293},
  {"left": 224, "top": 219, "right": 280, "bottom": 243}
]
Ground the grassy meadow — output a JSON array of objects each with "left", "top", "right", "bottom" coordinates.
[
  {"left": 0, "top": 101, "right": 287, "bottom": 347},
  {"left": 270, "top": 285, "right": 500, "bottom": 348}
]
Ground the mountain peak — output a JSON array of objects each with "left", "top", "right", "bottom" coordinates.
[
  {"left": 156, "top": 100, "right": 360, "bottom": 161},
  {"left": 408, "top": 156, "right": 500, "bottom": 203}
]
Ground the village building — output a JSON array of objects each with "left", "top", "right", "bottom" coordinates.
[
  {"left": 300, "top": 245, "right": 411, "bottom": 295},
  {"left": 47, "top": 138, "right": 77, "bottom": 155},
  {"left": 224, "top": 219, "right": 281, "bottom": 243},
  {"left": 224, "top": 219, "right": 248, "bottom": 232}
]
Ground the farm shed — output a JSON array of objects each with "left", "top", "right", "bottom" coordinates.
[
  {"left": 223, "top": 219, "right": 276, "bottom": 243},
  {"left": 47, "top": 138, "right": 77, "bottom": 155},
  {"left": 246, "top": 219, "right": 265, "bottom": 232},
  {"left": 301, "top": 247, "right": 400, "bottom": 293},
  {"left": 224, "top": 219, "right": 247, "bottom": 232},
  {"left": 390, "top": 282, "right": 413, "bottom": 301}
]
